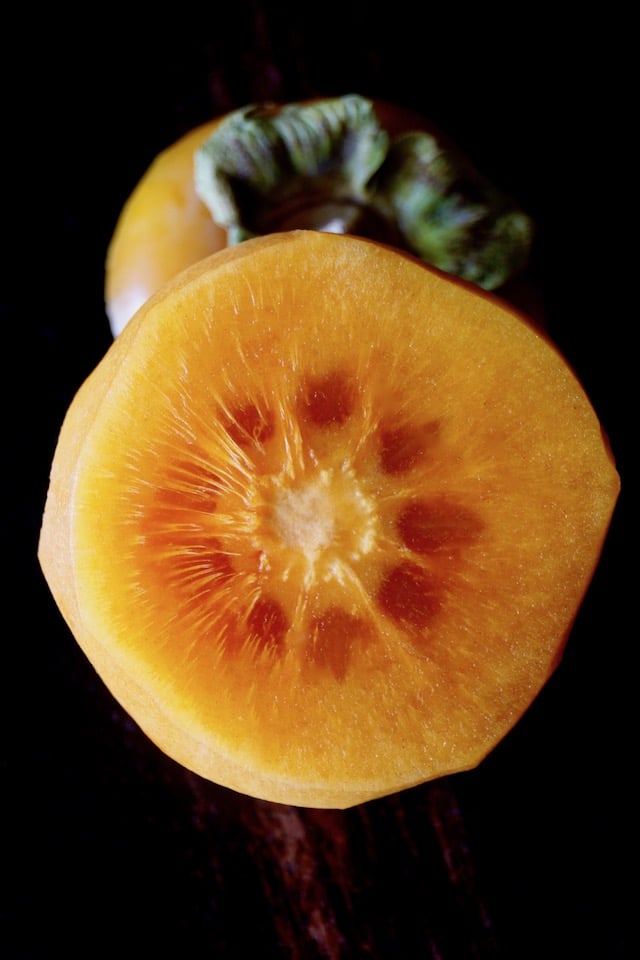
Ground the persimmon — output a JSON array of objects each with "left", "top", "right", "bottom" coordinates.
[
  {"left": 105, "top": 120, "right": 226, "bottom": 335},
  {"left": 40, "top": 231, "right": 619, "bottom": 809},
  {"left": 105, "top": 94, "right": 534, "bottom": 336}
]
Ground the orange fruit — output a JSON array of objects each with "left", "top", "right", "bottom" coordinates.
[
  {"left": 40, "top": 231, "right": 619, "bottom": 808},
  {"left": 105, "top": 119, "right": 226, "bottom": 336}
]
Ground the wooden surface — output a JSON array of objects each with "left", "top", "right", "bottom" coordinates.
[{"left": 5, "top": 7, "right": 628, "bottom": 958}]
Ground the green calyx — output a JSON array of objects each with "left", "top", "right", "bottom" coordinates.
[{"left": 194, "top": 94, "right": 533, "bottom": 290}]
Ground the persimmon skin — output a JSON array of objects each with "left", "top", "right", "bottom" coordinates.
[{"left": 105, "top": 120, "right": 227, "bottom": 336}]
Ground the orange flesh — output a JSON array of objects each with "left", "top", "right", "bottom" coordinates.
[{"left": 41, "top": 231, "right": 619, "bottom": 808}]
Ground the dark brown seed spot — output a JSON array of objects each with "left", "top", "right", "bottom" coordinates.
[
  {"left": 397, "top": 498, "right": 484, "bottom": 554},
  {"left": 377, "top": 561, "right": 441, "bottom": 629},
  {"left": 379, "top": 421, "right": 440, "bottom": 474},
  {"left": 309, "top": 607, "right": 370, "bottom": 680},
  {"left": 225, "top": 403, "right": 274, "bottom": 447},
  {"left": 247, "top": 597, "right": 289, "bottom": 652},
  {"left": 204, "top": 541, "right": 236, "bottom": 581},
  {"left": 299, "top": 370, "right": 355, "bottom": 426}
]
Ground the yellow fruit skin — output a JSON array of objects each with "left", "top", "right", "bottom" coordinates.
[
  {"left": 105, "top": 120, "right": 227, "bottom": 337},
  {"left": 42, "top": 232, "right": 620, "bottom": 809}
]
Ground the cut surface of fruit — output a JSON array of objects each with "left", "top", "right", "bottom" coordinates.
[{"left": 41, "top": 231, "right": 619, "bottom": 808}]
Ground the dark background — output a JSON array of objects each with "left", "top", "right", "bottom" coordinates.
[{"left": 4, "top": 6, "right": 628, "bottom": 958}]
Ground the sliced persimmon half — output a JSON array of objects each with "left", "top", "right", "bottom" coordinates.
[{"left": 40, "top": 231, "right": 619, "bottom": 808}]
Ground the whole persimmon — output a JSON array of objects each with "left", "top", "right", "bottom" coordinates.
[
  {"left": 41, "top": 231, "right": 619, "bottom": 809},
  {"left": 105, "top": 95, "right": 534, "bottom": 336}
]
